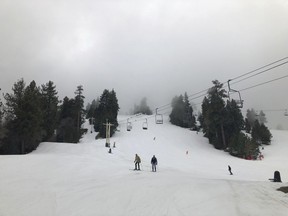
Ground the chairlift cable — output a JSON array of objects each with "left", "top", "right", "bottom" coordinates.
[
  {"left": 229, "top": 57, "right": 288, "bottom": 82},
  {"left": 149, "top": 56, "right": 288, "bottom": 115},
  {"left": 238, "top": 74, "right": 288, "bottom": 92},
  {"left": 229, "top": 60, "right": 288, "bottom": 86}
]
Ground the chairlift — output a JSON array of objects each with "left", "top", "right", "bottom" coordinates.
[
  {"left": 284, "top": 109, "right": 288, "bottom": 116},
  {"left": 127, "top": 119, "right": 132, "bottom": 131},
  {"left": 142, "top": 118, "right": 148, "bottom": 130},
  {"left": 227, "top": 79, "right": 244, "bottom": 108},
  {"left": 155, "top": 108, "right": 163, "bottom": 124}
]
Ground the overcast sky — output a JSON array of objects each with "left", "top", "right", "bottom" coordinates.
[{"left": 1, "top": 0, "right": 288, "bottom": 128}]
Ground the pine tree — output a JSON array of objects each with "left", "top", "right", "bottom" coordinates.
[
  {"left": 86, "top": 98, "right": 100, "bottom": 119},
  {"left": 74, "top": 85, "right": 85, "bottom": 141},
  {"left": 4, "top": 80, "right": 43, "bottom": 153},
  {"left": 0, "top": 97, "right": 3, "bottom": 123},
  {"left": 258, "top": 110, "right": 267, "bottom": 125},
  {"left": 0, "top": 96, "right": 6, "bottom": 151},
  {"left": 2, "top": 79, "right": 26, "bottom": 153},
  {"left": 94, "top": 89, "right": 119, "bottom": 138},
  {"left": 21, "top": 80, "right": 43, "bottom": 152},
  {"left": 170, "top": 95, "right": 185, "bottom": 127},
  {"left": 229, "top": 132, "right": 259, "bottom": 159},
  {"left": 57, "top": 97, "right": 78, "bottom": 143},
  {"left": 202, "top": 80, "right": 227, "bottom": 149},
  {"left": 183, "top": 92, "right": 196, "bottom": 128},
  {"left": 244, "top": 118, "right": 251, "bottom": 133},
  {"left": 259, "top": 123, "right": 272, "bottom": 144},
  {"left": 133, "top": 97, "right": 152, "bottom": 115},
  {"left": 251, "top": 120, "right": 272, "bottom": 145},
  {"left": 246, "top": 109, "right": 257, "bottom": 129},
  {"left": 169, "top": 93, "right": 196, "bottom": 129},
  {"left": 56, "top": 85, "right": 86, "bottom": 143},
  {"left": 224, "top": 100, "right": 244, "bottom": 144},
  {"left": 41, "top": 81, "right": 59, "bottom": 141},
  {"left": 200, "top": 96, "right": 209, "bottom": 136}
]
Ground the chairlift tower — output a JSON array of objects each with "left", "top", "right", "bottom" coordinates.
[{"left": 103, "top": 119, "right": 113, "bottom": 147}]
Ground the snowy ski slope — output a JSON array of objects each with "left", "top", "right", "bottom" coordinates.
[{"left": 0, "top": 115, "right": 288, "bottom": 216}]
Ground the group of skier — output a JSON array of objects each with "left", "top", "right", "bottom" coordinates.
[
  {"left": 135, "top": 156, "right": 231, "bottom": 175},
  {"left": 134, "top": 154, "right": 158, "bottom": 172}
]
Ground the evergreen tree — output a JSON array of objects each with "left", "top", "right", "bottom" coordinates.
[
  {"left": 0, "top": 96, "right": 6, "bottom": 151},
  {"left": 3, "top": 80, "right": 43, "bottom": 153},
  {"left": 244, "top": 118, "right": 251, "bottom": 133},
  {"left": 133, "top": 97, "right": 152, "bottom": 115},
  {"left": 183, "top": 92, "right": 196, "bottom": 128},
  {"left": 94, "top": 89, "right": 119, "bottom": 138},
  {"left": 0, "top": 97, "right": 3, "bottom": 122},
  {"left": 224, "top": 100, "right": 244, "bottom": 144},
  {"left": 57, "top": 97, "right": 78, "bottom": 143},
  {"left": 201, "top": 80, "right": 247, "bottom": 151},
  {"left": 2, "top": 79, "right": 26, "bottom": 153},
  {"left": 201, "top": 80, "right": 227, "bottom": 149},
  {"left": 56, "top": 86, "right": 86, "bottom": 143},
  {"left": 86, "top": 98, "right": 100, "bottom": 119},
  {"left": 200, "top": 96, "right": 209, "bottom": 136},
  {"left": 251, "top": 120, "right": 272, "bottom": 145},
  {"left": 41, "top": 81, "right": 59, "bottom": 141},
  {"left": 169, "top": 93, "right": 196, "bottom": 129},
  {"left": 229, "top": 132, "right": 259, "bottom": 159},
  {"left": 86, "top": 102, "right": 91, "bottom": 114},
  {"left": 74, "top": 85, "right": 85, "bottom": 141},
  {"left": 170, "top": 95, "right": 185, "bottom": 127},
  {"left": 21, "top": 80, "right": 43, "bottom": 152},
  {"left": 259, "top": 123, "right": 272, "bottom": 144},
  {"left": 258, "top": 110, "right": 267, "bottom": 125},
  {"left": 246, "top": 109, "right": 257, "bottom": 129}
]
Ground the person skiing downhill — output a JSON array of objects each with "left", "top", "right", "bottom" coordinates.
[
  {"left": 134, "top": 154, "right": 141, "bottom": 170},
  {"left": 228, "top": 165, "right": 233, "bottom": 175},
  {"left": 151, "top": 155, "right": 158, "bottom": 172}
]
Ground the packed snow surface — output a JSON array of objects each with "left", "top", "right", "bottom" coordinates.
[{"left": 1, "top": 115, "right": 288, "bottom": 216}]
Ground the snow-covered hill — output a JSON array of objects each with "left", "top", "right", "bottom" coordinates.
[{"left": 0, "top": 115, "right": 288, "bottom": 216}]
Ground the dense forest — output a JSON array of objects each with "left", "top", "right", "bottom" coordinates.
[
  {"left": 169, "top": 80, "right": 272, "bottom": 159},
  {"left": 0, "top": 79, "right": 119, "bottom": 154}
]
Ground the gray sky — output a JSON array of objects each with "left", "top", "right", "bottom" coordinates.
[{"left": 1, "top": 0, "right": 288, "bottom": 128}]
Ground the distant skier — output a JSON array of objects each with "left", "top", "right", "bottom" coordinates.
[
  {"left": 134, "top": 154, "right": 141, "bottom": 170},
  {"left": 228, "top": 165, "right": 233, "bottom": 175},
  {"left": 151, "top": 155, "right": 158, "bottom": 172}
]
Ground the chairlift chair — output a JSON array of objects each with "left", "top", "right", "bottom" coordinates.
[
  {"left": 127, "top": 119, "right": 132, "bottom": 131},
  {"left": 284, "top": 109, "right": 288, "bottom": 116},
  {"left": 142, "top": 118, "right": 148, "bottom": 130},
  {"left": 227, "top": 79, "right": 244, "bottom": 108},
  {"left": 155, "top": 108, "right": 163, "bottom": 124}
]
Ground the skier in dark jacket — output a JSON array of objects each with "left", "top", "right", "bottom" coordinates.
[
  {"left": 151, "top": 155, "right": 158, "bottom": 172},
  {"left": 134, "top": 154, "right": 141, "bottom": 170},
  {"left": 228, "top": 165, "right": 233, "bottom": 175}
]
